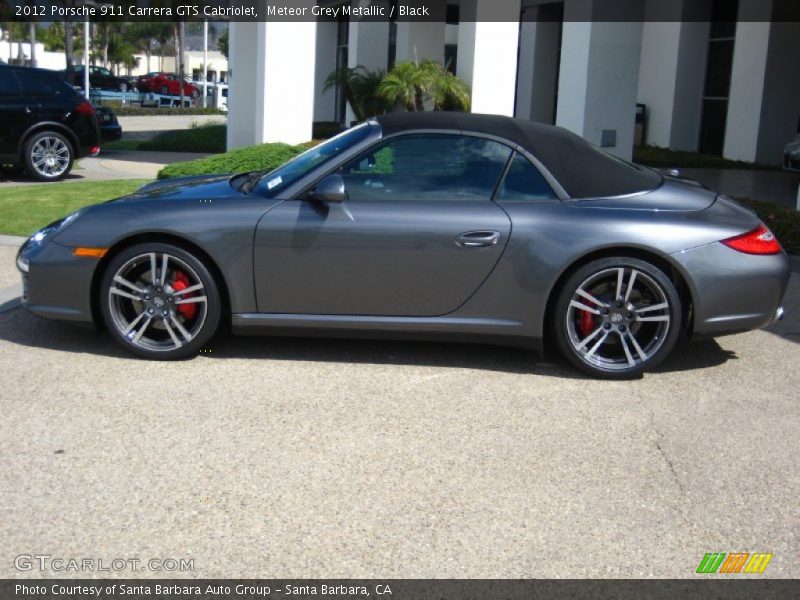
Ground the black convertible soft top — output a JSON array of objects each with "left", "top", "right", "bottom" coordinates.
[{"left": 375, "top": 112, "right": 662, "bottom": 199}]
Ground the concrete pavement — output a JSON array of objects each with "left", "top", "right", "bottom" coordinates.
[{"left": 0, "top": 237, "right": 797, "bottom": 578}]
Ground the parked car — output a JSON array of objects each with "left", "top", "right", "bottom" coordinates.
[
  {"left": 0, "top": 65, "right": 100, "bottom": 181},
  {"left": 15, "top": 113, "right": 790, "bottom": 377},
  {"left": 136, "top": 72, "right": 199, "bottom": 98},
  {"left": 64, "top": 65, "right": 130, "bottom": 92},
  {"left": 95, "top": 105, "right": 122, "bottom": 142},
  {"left": 784, "top": 132, "right": 800, "bottom": 172}
]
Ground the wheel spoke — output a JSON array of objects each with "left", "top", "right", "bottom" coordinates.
[
  {"left": 627, "top": 332, "right": 648, "bottom": 361},
  {"left": 174, "top": 296, "right": 206, "bottom": 305},
  {"left": 584, "top": 331, "right": 610, "bottom": 359},
  {"left": 636, "top": 302, "right": 669, "bottom": 314},
  {"left": 624, "top": 270, "right": 638, "bottom": 303},
  {"left": 110, "top": 287, "right": 140, "bottom": 301},
  {"left": 113, "top": 275, "right": 145, "bottom": 294},
  {"left": 618, "top": 332, "right": 636, "bottom": 366},
  {"left": 570, "top": 300, "right": 601, "bottom": 315},
  {"left": 170, "top": 315, "right": 193, "bottom": 342},
  {"left": 131, "top": 316, "right": 152, "bottom": 343},
  {"left": 163, "top": 319, "right": 182, "bottom": 349},
  {"left": 576, "top": 288, "right": 608, "bottom": 308},
  {"left": 171, "top": 283, "right": 203, "bottom": 297},
  {"left": 637, "top": 315, "right": 670, "bottom": 323},
  {"left": 160, "top": 254, "right": 169, "bottom": 286},
  {"left": 576, "top": 326, "right": 604, "bottom": 351},
  {"left": 149, "top": 253, "right": 158, "bottom": 285},
  {"left": 615, "top": 268, "right": 625, "bottom": 300},
  {"left": 122, "top": 311, "right": 145, "bottom": 335}
]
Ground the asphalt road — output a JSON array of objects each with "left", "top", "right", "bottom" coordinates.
[{"left": 0, "top": 250, "right": 797, "bottom": 579}]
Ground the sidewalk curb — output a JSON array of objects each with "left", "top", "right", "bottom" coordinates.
[
  {"left": 0, "top": 283, "right": 21, "bottom": 314},
  {"left": 0, "top": 235, "right": 26, "bottom": 247}
]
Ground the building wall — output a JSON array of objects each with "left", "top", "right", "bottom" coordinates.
[
  {"left": 0, "top": 41, "right": 66, "bottom": 71},
  {"left": 313, "top": 20, "right": 338, "bottom": 122}
]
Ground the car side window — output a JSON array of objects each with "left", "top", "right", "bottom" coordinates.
[
  {"left": 339, "top": 134, "right": 512, "bottom": 202},
  {"left": 16, "top": 70, "right": 56, "bottom": 97},
  {"left": 0, "top": 70, "right": 21, "bottom": 98},
  {"left": 496, "top": 153, "right": 558, "bottom": 201}
]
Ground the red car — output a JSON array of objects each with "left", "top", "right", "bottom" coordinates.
[{"left": 135, "top": 72, "right": 199, "bottom": 98}]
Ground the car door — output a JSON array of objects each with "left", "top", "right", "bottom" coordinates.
[
  {"left": 253, "top": 133, "right": 514, "bottom": 317},
  {"left": 0, "top": 69, "right": 36, "bottom": 159}
]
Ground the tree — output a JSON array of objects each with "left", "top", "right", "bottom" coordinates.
[
  {"left": 217, "top": 28, "right": 228, "bottom": 59},
  {"left": 378, "top": 60, "right": 471, "bottom": 112},
  {"left": 323, "top": 66, "right": 388, "bottom": 122},
  {"left": 42, "top": 22, "right": 65, "bottom": 52}
]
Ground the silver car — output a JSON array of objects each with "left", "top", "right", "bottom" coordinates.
[{"left": 16, "top": 113, "right": 790, "bottom": 378}]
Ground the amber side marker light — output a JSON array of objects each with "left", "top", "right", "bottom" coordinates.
[{"left": 73, "top": 247, "right": 108, "bottom": 258}]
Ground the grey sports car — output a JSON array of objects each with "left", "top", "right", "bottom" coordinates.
[{"left": 16, "top": 113, "right": 789, "bottom": 378}]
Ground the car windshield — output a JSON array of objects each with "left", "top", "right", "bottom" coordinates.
[{"left": 253, "top": 122, "right": 376, "bottom": 197}]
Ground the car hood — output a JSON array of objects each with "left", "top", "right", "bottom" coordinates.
[
  {"left": 569, "top": 177, "right": 717, "bottom": 212},
  {"left": 112, "top": 174, "right": 241, "bottom": 202}
]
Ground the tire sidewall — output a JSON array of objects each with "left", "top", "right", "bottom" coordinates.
[
  {"left": 24, "top": 131, "right": 73, "bottom": 182},
  {"left": 100, "top": 243, "right": 221, "bottom": 360},
  {"left": 553, "top": 257, "right": 683, "bottom": 379}
]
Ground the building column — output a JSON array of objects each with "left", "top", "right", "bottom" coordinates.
[
  {"left": 346, "top": 7, "right": 391, "bottom": 123},
  {"left": 515, "top": 4, "right": 562, "bottom": 124},
  {"left": 227, "top": 15, "right": 317, "bottom": 149},
  {"left": 636, "top": 0, "right": 709, "bottom": 150},
  {"left": 313, "top": 19, "right": 339, "bottom": 123},
  {"left": 723, "top": 0, "right": 800, "bottom": 164},
  {"left": 556, "top": 0, "right": 644, "bottom": 159},
  {"left": 457, "top": 0, "right": 521, "bottom": 116}
]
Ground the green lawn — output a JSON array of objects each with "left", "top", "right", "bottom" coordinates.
[
  {"left": 634, "top": 145, "right": 778, "bottom": 170},
  {"left": 0, "top": 180, "right": 146, "bottom": 237}
]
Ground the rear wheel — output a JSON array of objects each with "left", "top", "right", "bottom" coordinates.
[
  {"left": 100, "top": 243, "right": 221, "bottom": 360},
  {"left": 160, "top": 85, "right": 169, "bottom": 95},
  {"left": 553, "top": 257, "right": 682, "bottom": 379},
  {"left": 23, "top": 131, "right": 73, "bottom": 181}
]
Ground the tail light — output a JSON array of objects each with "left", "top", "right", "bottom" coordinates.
[
  {"left": 721, "top": 224, "right": 782, "bottom": 255},
  {"left": 74, "top": 100, "right": 96, "bottom": 117}
]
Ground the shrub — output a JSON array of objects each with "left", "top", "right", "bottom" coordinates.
[
  {"left": 140, "top": 123, "right": 227, "bottom": 153},
  {"left": 157, "top": 142, "right": 304, "bottom": 179},
  {"left": 111, "top": 106, "right": 226, "bottom": 116},
  {"left": 634, "top": 146, "right": 776, "bottom": 170}
]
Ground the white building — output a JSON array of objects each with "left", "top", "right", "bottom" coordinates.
[{"left": 226, "top": 0, "right": 800, "bottom": 166}]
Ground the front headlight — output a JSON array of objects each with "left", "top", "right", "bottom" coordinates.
[{"left": 27, "top": 210, "right": 83, "bottom": 247}]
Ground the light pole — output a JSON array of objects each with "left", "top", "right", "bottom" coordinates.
[
  {"left": 83, "top": 17, "right": 89, "bottom": 99},
  {"left": 203, "top": 20, "right": 208, "bottom": 108}
]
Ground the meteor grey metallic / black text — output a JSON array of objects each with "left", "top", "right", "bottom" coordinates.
[{"left": 16, "top": 113, "right": 790, "bottom": 378}]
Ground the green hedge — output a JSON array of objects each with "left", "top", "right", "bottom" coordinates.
[
  {"left": 110, "top": 106, "right": 226, "bottom": 116},
  {"left": 634, "top": 145, "right": 777, "bottom": 170},
  {"left": 158, "top": 142, "right": 304, "bottom": 179},
  {"left": 140, "top": 124, "right": 227, "bottom": 153},
  {"left": 737, "top": 198, "right": 800, "bottom": 256}
]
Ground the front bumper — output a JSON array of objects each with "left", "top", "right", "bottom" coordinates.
[
  {"left": 671, "top": 242, "right": 791, "bottom": 336},
  {"left": 16, "top": 239, "right": 97, "bottom": 323}
]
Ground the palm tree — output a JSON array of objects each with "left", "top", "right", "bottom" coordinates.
[
  {"left": 421, "top": 60, "right": 471, "bottom": 111},
  {"left": 378, "top": 61, "right": 422, "bottom": 111},
  {"left": 324, "top": 66, "right": 369, "bottom": 122}
]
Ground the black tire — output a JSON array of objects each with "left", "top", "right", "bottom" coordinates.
[
  {"left": 119, "top": 82, "right": 128, "bottom": 92},
  {"left": 23, "top": 131, "right": 73, "bottom": 182},
  {"left": 553, "top": 257, "right": 682, "bottom": 379},
  {"left": 160, "top": 85, "right": 170, "bottom": 96},
  {"left": 190, "top": 89, "right": 199, "bottom": 99},
  {"left": 100, "top": 243, "right": 221, "bottom": 360}
]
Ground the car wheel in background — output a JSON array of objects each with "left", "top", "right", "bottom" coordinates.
[
  {"left": 160, "top": 85, "right": 169, "bottom": 95},
  {"left": 101, "top": 243, "right": 221, "bottom": 360},
  {"left": 119, "top": 82, "right": 128, "bottom": 92},
  {"left": 553, "top": 257, "right": 682, "bottom": 379},
  {"left": 23, "top": 131, "right": 73, "bottom": 182}
]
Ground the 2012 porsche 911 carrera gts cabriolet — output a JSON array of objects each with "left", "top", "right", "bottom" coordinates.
[{"left": 16, "top": 113, "right": 790, "bottom": 378}]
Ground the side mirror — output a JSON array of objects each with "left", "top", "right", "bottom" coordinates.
[{"left": 309, "top": 174, "right": 347, "bottom": 203}]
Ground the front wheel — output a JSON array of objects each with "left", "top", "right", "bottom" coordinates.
[
  {"left": 100, "top": 243, "right": 221, "bottom": 359},
  {"left": 553, "top": 257, "right": 682, "bottom": 379}
]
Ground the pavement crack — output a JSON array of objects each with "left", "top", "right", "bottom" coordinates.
[{"left": 648, "top": 410, "right": 684, "bottom": 494}]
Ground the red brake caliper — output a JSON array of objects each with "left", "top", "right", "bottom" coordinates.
[
  {"left": 171, "top": 270, "right": 196, "bottom": 320},
  {"left": 578, "top": 290, "right": 597, "bottom": 337}
]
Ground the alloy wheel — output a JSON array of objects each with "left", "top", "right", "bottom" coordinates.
[
  {"left": 107, "top": 251, "right": 208, "bottom": 353},
  {"left": 30, "top": 136, "right": 71, "bottom": 178},
  {"left": 565, "top": 266, "right": 672, "bottom": 372}
]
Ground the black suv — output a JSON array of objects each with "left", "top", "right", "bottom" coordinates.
[
  {"left": 64, "top": 64, "right": 129, "bottom": 92},
  {"left": 0, "top": 65, "right": 100, "bottom": 181}
]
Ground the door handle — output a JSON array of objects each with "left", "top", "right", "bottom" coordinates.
[{"left": 455, "top": 230, "right": 501, "bottom": 248}]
